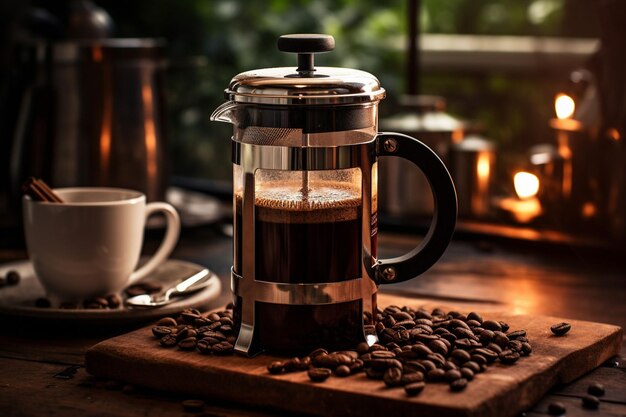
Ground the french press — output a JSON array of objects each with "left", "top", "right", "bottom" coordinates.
[{"left": 211, "top": 34, "right": 457, "bottom": 355}]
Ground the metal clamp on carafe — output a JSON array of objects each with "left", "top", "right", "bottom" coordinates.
[{"left": 211, "top": 34, "right": 457, "bottom": 356}]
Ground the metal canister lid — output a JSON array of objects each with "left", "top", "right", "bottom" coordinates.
[{"left": 224, "top": 34, "right": 386, "bottom": 105}]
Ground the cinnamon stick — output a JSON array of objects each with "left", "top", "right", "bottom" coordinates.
[{"left": 22, "top": 177, "right": 64, "bottom": 203}]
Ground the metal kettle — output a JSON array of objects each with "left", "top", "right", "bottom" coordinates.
[{"left": 9, "top": 37, "right": 169, "bottom": 203}]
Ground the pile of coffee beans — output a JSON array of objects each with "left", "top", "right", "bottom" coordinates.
[
  {"left": 151, "top": 304, "right": 534, "bottom": 397},
  {"left": 0, "top": 270, "right": 20, "bottom": 287},
  {"left": 265, "top": 305, "right": 532, "bottom": 396},
  {"left": 151, "top": 306, "right": 236, "bottom": 355}
]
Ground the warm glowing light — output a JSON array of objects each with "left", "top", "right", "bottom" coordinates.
[
  {"left": 477, "top": 153, "right": 491, "bottom": 181},
  {"left": 514, "top": 172, "right": 540, "bottom": 199},
  {"left": 555, "top": 93, "right": 575, "bottom": 120},
  {"left": 607, "top": 128, "right": 621, "bottom": 142}
]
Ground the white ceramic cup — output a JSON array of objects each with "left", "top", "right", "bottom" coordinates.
[{"left": 23, "top": 187, "right": 180, "bottom": 305}]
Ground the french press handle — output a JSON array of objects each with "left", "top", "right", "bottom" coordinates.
[{"left": 375, "top": 132, "right": 458, "bottom": 284}]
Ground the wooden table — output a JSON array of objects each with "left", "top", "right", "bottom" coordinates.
[{"left": 1, "top": 225, "right": 624, "bottom": 417}]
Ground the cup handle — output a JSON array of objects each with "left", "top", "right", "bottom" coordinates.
[
  {"left": 128, "top": 202, "right": 181, "bottom": 284},
  {"left": 375, "top": 132, "right": 457, "bottom": 284}
]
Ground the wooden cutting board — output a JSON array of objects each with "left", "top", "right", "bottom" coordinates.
[{"left": 85, "top": 294, "right": 623, "bottom": 417}]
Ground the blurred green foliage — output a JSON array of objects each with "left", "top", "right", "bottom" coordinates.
[{"left": 97, "top": 0, "right": 598, "bottom": 181}]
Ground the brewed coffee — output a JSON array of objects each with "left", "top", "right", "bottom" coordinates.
[{"left": 234, "top": 181, "right": 371, "bottom": 352}]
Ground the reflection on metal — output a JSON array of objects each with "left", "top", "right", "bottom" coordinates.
[
  {"left": 231, "top": 270, "right": 366, "bottom": 305},
  {"left": 142, "top": 73, "right": 158, "bottom": 200}
]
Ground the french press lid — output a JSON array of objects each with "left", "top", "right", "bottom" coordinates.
[{"left": 224, "top": 34, "right": 386, "bottom": 106}]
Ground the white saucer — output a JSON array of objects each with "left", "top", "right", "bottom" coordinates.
[{"left": 0, "top": 258, "right": 222, "bottom": 324}]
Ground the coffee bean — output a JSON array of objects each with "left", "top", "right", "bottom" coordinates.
[
  {"left": 5, "top": 270, "right": 20, "bottom": 285},
  {"left": 508, "top": 340, "right": 523, "bottom": 352},
  {"left": 486, "top": 343, "right": 503, "bottom": 354},
  {"left": 404, "top": 361, "right": 426, "bottom": 374},
  {"left": 428, "top": 339, "right": 448, "bottom": 356},
  {"left": 159, "top": 334, "right": 177, "bottom": 347},
  {"left": 467, "top": 312, "right": 483, "bottom": 323},
  {"left": 371, "top": 350, "right": 396, "bottom": 359},
  {"left": 156, "top": 317, "right": 178, "bottom": 327},
  {"left": 393, "top": 311, "right": 413, "bottom": 321},
  {"left": 178, "top": 337, "right": 197, "bottom": 351},
  {"left": 334, "top": 365, "right": 351, "bottom": 377},
  {"left": 450, "top": 349, "right": 470, "bottom": 363},
  {"left": 454, "top": 328, "right": 479, "bottom": 341},
  {"left": 463, "top": 361, "right": 481, "bottom": 373},
  {"left": 450, "top": 378, "right": 468, "bottom": 391},
  {"left": 349, "top": 359, "right": 364, "bottom": 374},
  {"left": 365, "top": 367, "right": 385, "bottom": 380},
  {"left": 431, "top": 308, "right": 446, "bottom": 317},
  {"left": 479, "top": 329, "right": 495, "bottom": 344},
  {"left": 426, "top": 368, "right": 445, "bottom": 382},
  {"left": 507, "top": 330, "right": 526, "bottom": 340},
  {"left": 181, "top": 311, "right": 202, "bottom": 323},
  {"left": 356, "top": 342, "right": 370, "bottom": 355},
  {"left": 582, "top": 394, "right": 600, "bottom": 409},
  {"left": 455, "top": 338, "right": 481, "bottom": 349},
  {"left": 212, "top": 341, "right": 234, "bottom": 355},
  {"left": 499, "top": 350, "right": 520, "bottom": 364},
  {"left": 470, "top": 354, "right": 487, "bottom": 366},
  {"left": 419, "top": 359, "right": 437, "bottom": 372},
  {"left": 284, "top": 357, "right": 311, "bottom": 372},
  {"left": 547, "top": 401, "right": 566, "bottom": 415},
  {"left": 460, "top": 368, "right": 474, "bottom": 381},
  {"left": 482, "top": 320, "right": 502, "bottom": 332},
  {"left": 404, "top": 381, "right": 425, "bottom": 396},
  {"left": 466, "top": 319, "right": 481, "bottom": 328},
  {"left": 449, "top": 319, "right": 470, "bottom": 330},
  {"left": 267, "top": 361, "right": 284, "bottom": 374},
  {"left": 368, "top": 343, "right": 387, "bottom": 352},
  {"left": 383, "top": 367, "right": 403, "bottom": 387},
  {"left": 493, "top": 331, "right": 510, "bottom": 348},
  {"left": 371, "top": 358, "right": 403, "bottom": 371},
  {"left": 414, "top": 310, "right": 433, "bottom": 320},
  {"left": 521, "top": 342, "right": 533, "bottom": 356},
  {"left": 316, "top": 352, "right": 354, "bottom": 368},
  {"left": 550, "top": 322, "right": 571, "bottom": 336},
  {"left": 499, "top": 321, "right": 510, "bottom": 332},
  {"left": 411, "top": 344, "right": 433, "bottom": 357},
  {"left": 35, "top": 297, "right": 51, "bottom": 308},
  {"left": 587, "top": 382, "right": 605, "bottom": 396},
  {"left": 106, "top": 294, "right": 121, "bottom": 308},
  {"left": 401, "top": 371, "right": 424, "bottom": 385},
  {"left": 181, "top": 399, "right": 204, "bottom": 413},
  {"left": 196, "top": 339, "right": 212, "bottom": 354},
  {"left": 473, "top": 348, "right": 499, "bottom": 363},
  {"left": 445, "top": 369, "right": 462, "bottom": 382},
  {"left": 198, "top": 330, "right": 226, "bottom": 341},
  {"left": 152, "top": 326, "right": 173, "bottom": 339},
  {"left": 414, "top": 318, "right": 433, "bottom": 327}
]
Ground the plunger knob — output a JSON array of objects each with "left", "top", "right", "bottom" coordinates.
[{"left": 277, "top": 34, "right": 335, "bottom": 75}]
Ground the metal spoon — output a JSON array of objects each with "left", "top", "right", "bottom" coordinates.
[{"left": 126, "top": 268, "right": 214, "bottom": 308}]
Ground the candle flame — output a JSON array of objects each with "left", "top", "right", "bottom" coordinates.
[
  {"left": 555, "top": 93, "right": 575, "bottom": 120},
  {"left": 514, "top": 172, "right": 540, "bottom": 199}
]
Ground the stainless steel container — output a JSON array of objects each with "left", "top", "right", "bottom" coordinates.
[
  {"left": 10, "top": 38, "right": 168, "bottom": 202},
  {"left": 379, "top": 96, "right": 464, "bottom": 217},
  {"left": 449, "top": 136, "right": 496, "bottom": 219}
]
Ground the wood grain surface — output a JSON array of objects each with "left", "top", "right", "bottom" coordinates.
[{"left": 85, "top": 293, "right": 623, "bottom": 417}]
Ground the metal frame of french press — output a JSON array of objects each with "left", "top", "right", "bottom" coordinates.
[{"left": 231, "top": 138, "right": 379, "bottom": 356}]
